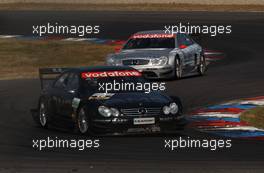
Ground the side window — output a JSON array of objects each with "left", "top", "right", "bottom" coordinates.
[
  {"left": 178, "top": 34, "right": 193, "bottom": 47},
  {"left": 67, "top": 73, "right": 79, "bottom": 91},
  {"left": 189, "top": 36, "right": 197, "bottom": 44},
  {"left": 183, "top": 34, "right": 194, "bottom": 46},
  {"left": 177, "top": 34, "right": 184, "bottom": 46},
  {"left": 54, "top": 73, "right": 69, "bottom": 89}
]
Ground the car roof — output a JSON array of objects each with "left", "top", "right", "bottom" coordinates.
[{"left": 68, "top": 66, "right": 136, "bottom": 73}]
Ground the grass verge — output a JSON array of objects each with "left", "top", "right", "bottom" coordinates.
[
  {"left": 240, "top": 106, "right": 264, "bottom": 129},
  {"left": 1, "top": 3, "right": 264, "bottom": 12},
  {"left": 0, "top": 39, "right": 115, "bottom": 80}
]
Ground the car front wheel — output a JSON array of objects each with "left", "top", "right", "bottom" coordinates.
[
  {"left": 76, "top": 107, "right": 90, "bottom": 134},
  {"left": 174, "top": 58, "right": 183, "bottom": 79},
  {"left": 197, "top": 54, "right": 207, "bottom": 75},
  {"left": 39, "top": 99, "right": 49, "bottom": 128}
]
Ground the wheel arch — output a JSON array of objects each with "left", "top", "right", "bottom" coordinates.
[
  {"left": 174, "top": 54, "right": 182, "bottom": 65},
  {"left": 75, "top": 101, "right": 99, "bottom": 120}
]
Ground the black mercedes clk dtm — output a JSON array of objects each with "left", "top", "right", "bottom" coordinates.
[{"left": 31, "top": 66, "right": 186, "bottom": 135}]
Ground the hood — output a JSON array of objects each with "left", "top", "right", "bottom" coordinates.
[
  {"left": 89, "top": 92, "right": 171, "bottom": 108},
  {"left": 113, "top": 48, "right": 173, "bottom": 59}
]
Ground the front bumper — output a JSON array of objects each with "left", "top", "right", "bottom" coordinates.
[
  {"left": 90, "top": 115, "right": 187, "bottom": 134},
  {"left": 129, "top": 65, "right": 174, "bottom": 79}
]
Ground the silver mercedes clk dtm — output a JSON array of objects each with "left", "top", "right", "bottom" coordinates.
[{"left": 106, "top": 30, "right": 207, "bottom": 79}]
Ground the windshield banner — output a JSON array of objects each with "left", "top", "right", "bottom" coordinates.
[
  {"left": 81, "top": 70, "right": 142, "bottom": 78},
  {"left": 131, "top": 34, "right": 175, "bottom": 39}
]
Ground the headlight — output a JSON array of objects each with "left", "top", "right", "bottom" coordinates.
[
  {"left": 150, "top": 56, "right": 168, "bottom": 66},
  {"left": 98, "top": 106, "right": 120, "bottom": 117},
  {"left": 98, "top": 106, "right": 112, "bottom": 117},
  {"left": 163, "top": 102, "right": 179, "bottom": 115},
  {"left": 106, "top": 56, "right": 114, "bottom": 65},
  {"left": 106, "top": 56, "right": 122, "bottom": 66},
  {"left": 170, "top": 102, "right": 179, "bottom": 114},
  {"left": 163, "top": 105, "right": 170, "bottom": 115},
  {"left": 110, "top": 108, "right": 120, "bottom": 117}
]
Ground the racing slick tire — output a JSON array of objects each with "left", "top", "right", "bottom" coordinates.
[
  {"left": 75, "top": 106, "right": 92, "bottom": 135},
  {"left": 197, "top": 53, "right": 207, "bottom": 76},
  {"left": 37, "top": 98, "right": 50, "bottom": 128},
  {"left": 174, "top": 57, "right": 183, "bottom": 79}
]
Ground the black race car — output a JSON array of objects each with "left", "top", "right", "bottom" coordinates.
[{"left": 31, "top": 66, "right": 186, "bottom": 135}]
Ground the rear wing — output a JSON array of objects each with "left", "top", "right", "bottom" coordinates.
[{"left": 39, "top": 68, "right": 70, "bottom": 90}]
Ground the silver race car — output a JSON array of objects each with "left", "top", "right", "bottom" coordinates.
[{"left": 106, "top": 30, "right": 207, "bottom": 79}]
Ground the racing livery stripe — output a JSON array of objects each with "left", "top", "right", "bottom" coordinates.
[{"left": 89, "top": 93, "right": 115, "bottom": 100}]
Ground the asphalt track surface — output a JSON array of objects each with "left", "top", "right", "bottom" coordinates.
[{"left": 0, "top": 11, "right": 264, "bottom": 172}]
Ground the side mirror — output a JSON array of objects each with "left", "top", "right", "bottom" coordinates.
[{"left": 179, "top": 45, "right": 187, "bottom": 49}]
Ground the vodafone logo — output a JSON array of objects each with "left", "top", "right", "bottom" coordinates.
[
  {"left": 81, "top": 70, "right": 142, "bottom": 78},
  {"left": 132, "top": 34, "right": 175, "bottom": 39}
]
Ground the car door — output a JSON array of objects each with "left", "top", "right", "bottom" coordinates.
[
  {"left": 184, "top": 34, "right": 197, "bottom": 67},
  {"left": 61, "top": 72, "right": 80, "bottom": 119},
  {"left": 51, "top": 72, "right": 70, "bottom": 118},
  {"left": 189, "top": 36, "right": 203, "bottom": 66},
  {"left": 177, "top": 33, "right": 193, "bottom": 67}
]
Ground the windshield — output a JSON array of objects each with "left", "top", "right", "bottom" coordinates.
[{"left": 123, "top": 38, "right": 175, "bottom": 49}]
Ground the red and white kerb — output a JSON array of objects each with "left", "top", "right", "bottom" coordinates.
[
  {"left": 131, "top": 34, "right": 175, "bottom": 39},
  {"left": 81, "top": 70, "right": 142, "bottom": 78}
]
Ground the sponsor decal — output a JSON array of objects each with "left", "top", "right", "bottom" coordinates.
[
  {"left": 72, "top": 98, "right": 81, "bottom": 108},
  {"left": 81, "top": 70, "right": 141, "bottom": 79},
  {"left": 89, "top": 93, "right": 115, "bottom": 100},
  {"left": 131, "top": 34, "right": 175, "bottom": 39},
  {"left": 133, "top": 117, "right": 155, "bottom": 125}
]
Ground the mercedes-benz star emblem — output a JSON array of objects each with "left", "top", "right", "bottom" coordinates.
[
  {"left": 138, "top": 108, "right": 147, "bottom": 114},
  {"left": 132, "top": 60, "right": 139, "bottom": 65}
]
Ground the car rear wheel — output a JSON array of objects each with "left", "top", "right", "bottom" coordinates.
[
  {"left": 77, "top": 107, "right": 90, "bottom": 134},
  {"left": 197, "top": 54, "right": 207, "bottom": 76},
  {"left": 174, "top": 58, "right": 183, "bottom": 79}
]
